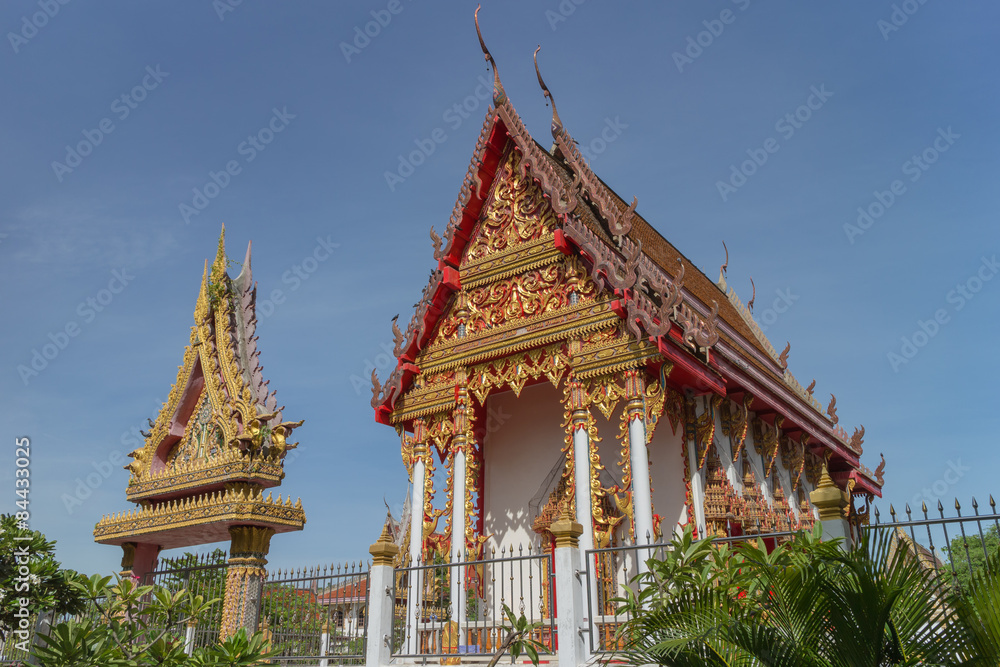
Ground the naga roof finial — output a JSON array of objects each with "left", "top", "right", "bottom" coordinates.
[
  {"left": 533, "top": 45, "right": 563, "bottom": 137},
  {"left": 747, "top": 276, "right": 756, "bottom": 312},
  {"left": 720, "top": 240, "right": 729, "bottom": 279},
  {"left": 475, "top": 5, "right": 505, "bottom": 105}
]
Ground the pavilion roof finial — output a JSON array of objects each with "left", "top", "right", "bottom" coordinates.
[
  {"left": 475, "top": 5, "right": 505, "bottom": 105},
  {"left": 533, "top": 46, "right": 563, "bottom": 137}
]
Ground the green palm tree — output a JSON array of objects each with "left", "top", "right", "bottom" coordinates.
[{"left": 615, "top": 526, "right": 997, "bottom": 666}]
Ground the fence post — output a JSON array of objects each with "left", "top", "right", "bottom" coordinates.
[
  {"left": 319, "top": 618, "right": 330, "bottom": 667},
  {"left": 551, "top": 507, "right": 586, "bottom": 667},
  {"left": 220, "top": 526, "right": 274, "bottom": 639},
  {"left": 184, "top": 619, "right": 196, "bottom": 656},
  {"left": 367, "top": 523, "right": 400, "bottom": 667},
  {"left": 810, "top": 463, "right": 853, "bottom": 549}
]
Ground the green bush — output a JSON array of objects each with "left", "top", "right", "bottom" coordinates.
[{"left": 31, "top": 574, "right": 276, "bottom": 667}]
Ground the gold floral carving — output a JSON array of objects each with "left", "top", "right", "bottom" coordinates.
[
  {"left": 418, "top": 299, "right": 617, "bottom": 376},
  {"left": 695, "top": 396, "right": 723, "bottom": 470},
  {"left": 464, "top": 148, "right": 557, "bottom": 263},
  {"left": 664, "top": 385, "right": 686, "bottom": 437},
  {"left": 435, "top": 258, "right": 595, "bottom": 345},
  {"left": 753, "top": 416, "right": 784, "bottom": 478},
  {"left": 572, "top": 329, "right": 660, "bottom": 380},
  {"left": 129, "top": 231, "right": 301, "bottom": 487},
  {"left": 126, "top": 449, "right": 285, "bottom": 502},
  {"left": 467, "top": 342, "right": 570, "bottom": 405},
  {"left": 94, "top": 486, "right": 305, "bottom": 543},
  {"left": 721, "top": 393, "right": 753, "bottom": 464}
]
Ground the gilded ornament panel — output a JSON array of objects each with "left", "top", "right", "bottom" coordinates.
[
  {"left": 433, "top": 256, "right": 596, "bottom": 345},
  {"left": 463, "top": 148, "right": 557, "bottom": 263}
]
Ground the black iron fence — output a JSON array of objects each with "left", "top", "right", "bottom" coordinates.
[
  {"left": 143, "top": 550, "right": 229, "bottom": 651},
  {"left": 260, "top": 562, "right": 369, "bottom": 666},
  {"left": 863, "top": 496, "right": 1000, "bottom": 594},
  {"left": 391, "top": 546, "right": 556, "bottom": 659}
]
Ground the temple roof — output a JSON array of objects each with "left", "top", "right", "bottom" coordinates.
[
  {"left": 113, "top": 226, "right": 303, "bottom": 492},
  {"left": 371, "top": 12, "right": 881, "bottom": 496}
]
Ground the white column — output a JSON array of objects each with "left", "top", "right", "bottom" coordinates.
[
  {"left": 627, "top": 406, "right": 653, "bottom": 574},
  {"left": 406, "top": 447, "right": 427, "bottom": 655},
  {"left": 450, "top": 447, "right": 467, "bottom": 626},
  {"left": 572, "top": 425, "right": 594, "bottom": 570}
]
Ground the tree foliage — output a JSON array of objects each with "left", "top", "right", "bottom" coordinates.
[
  {"left": 614, "top": 525, "right": 1000, "bottom": 666},
  {"left": 0, "top": 514, "right": 87, "bottom": 643},
  {"left": 943, "top": 523, "right": 1000, "bottom": 595},
  {"left": 31, "top": 574, "right": 275, "bottom": 667}
]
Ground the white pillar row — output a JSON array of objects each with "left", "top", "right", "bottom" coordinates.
[
  {"left": 406, "top": 435, "right": 428, "bottom": 656},
  {"left": 450, "top": 445, "right": 467, "bottom": 625}
]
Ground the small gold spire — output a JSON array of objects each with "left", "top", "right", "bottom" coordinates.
[
  {"left": 809, "top": 462, "right": 846, "bottom": 521},
  {"left": 550, "top": 494, "right": 583, "bottom": 549},
  {"left": 369, "top": 519, "right": 400, "bottom": 566}
]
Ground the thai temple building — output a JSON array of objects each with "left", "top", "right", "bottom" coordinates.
[
  {"left": 93, "top": 231, "right": 306, "bottom": 638},
  {"left": 370, "top": 12, "right": 884, "bottom": 603},
  {"left": 90, "top": 10, "right": 886, "bottom": 663}
]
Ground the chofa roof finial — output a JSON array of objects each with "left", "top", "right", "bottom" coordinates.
[
  {"left": 533, "top": 45, "right": 563, "bottom": 136},
  {"left": 475, "top": 5, "right": 505, "bottom": 105}
]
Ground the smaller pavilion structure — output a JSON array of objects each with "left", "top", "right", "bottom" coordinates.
[{"left": 94, "top": 227, "right": 306, "bottom": 638}]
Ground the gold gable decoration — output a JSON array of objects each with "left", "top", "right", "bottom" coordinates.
[
  {"left": 464, "top": 148, "right": 557, "bottom": 263},
  {"left": 124, "top": 228, "right": 303, "bottom": 494},
  {"left": 100, "top": 227, "right": 306, "bottom": 557}
]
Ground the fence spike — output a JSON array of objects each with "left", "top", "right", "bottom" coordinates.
[
  {"left": 955, "top": 498, "right": 962, "bottom": 511},
  {"left": 972, "top": 496, "right": 980, "bottom": 511},
  {"left": 991, "top": 495, "right": 996, "bottom": 512},
  {"left": 937, "top": 499, "right": 944, "bottom": 514}
]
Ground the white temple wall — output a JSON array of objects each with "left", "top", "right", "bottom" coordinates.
[
  {"left": 647, "top": 409, "right": 688, "bottom": 538},
  {"left": 482, "top": 382, "right": 565, "bottom": 552}
]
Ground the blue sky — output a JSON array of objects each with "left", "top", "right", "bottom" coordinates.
[{"left": 1, "top": 1, "right": 997, "bottom": 576}]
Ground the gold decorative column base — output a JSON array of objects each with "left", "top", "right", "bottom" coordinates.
[
  {"left": 220, "top": 525, "right": 274, "bottom": 640},
  {"left": 119, "top": 542, "right": 137, "bottom": 578}
]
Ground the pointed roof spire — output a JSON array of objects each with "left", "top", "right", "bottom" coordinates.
[
  {"left": 211, "top": 225, "right": 228, "bottom": 283},
  {"left": 475, "top": 5, "right": 505, "bottom": 105},
  {"left": 533, "top": 46, "right": 563, "bottom": 137}
]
